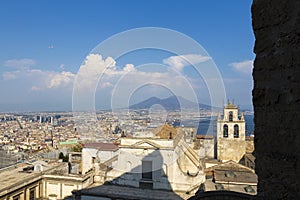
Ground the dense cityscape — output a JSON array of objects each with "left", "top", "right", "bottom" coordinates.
[
  {"left": 0, "top": 108, "right": 216, "bottom": 166},
  {"left": 0, "top": 103, "right": 256, "bottom": 199},
  {"left": 0, "top": 106, "right": 254, "bottom": 167}
]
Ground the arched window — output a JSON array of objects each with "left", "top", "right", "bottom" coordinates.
[
  {"left": 229, "top": 111, "right": 233, "bottom": 122},
  {"left": 234, "top": 124, "right": 239, "bottom": 138},
  {"left": 223, "top": 124, "right": 228, "bottom": 137}
]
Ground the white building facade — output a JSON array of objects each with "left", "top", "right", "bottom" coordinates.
[{"left": 81, "top": 125, "right": 205, "bottom": 194}]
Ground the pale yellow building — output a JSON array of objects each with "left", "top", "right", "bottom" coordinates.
[
  {"left": 216, "top": 103, "right": 246, "bottom": 163},
  {"left": 0, "top": 161, "right": 94, "bottom": 200}
]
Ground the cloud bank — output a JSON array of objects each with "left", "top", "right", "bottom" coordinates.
[
  {"left": 4, "top": 58, "right": 36, "bottom": 69},
  {"left": 2, "top": 68, "right": 75, "bottom": 90},
  {"left": 163, "top": 54, "right": 211, "bottom": 71},
  {"left": 1, "top": 54, "right": 253, "bottom": 111}
]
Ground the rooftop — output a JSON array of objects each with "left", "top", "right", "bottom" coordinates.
[
  {"left": 151, "top": 124, "right": 178, "bottom": 139},
  {"left": 225, "top": 102, "right": 238, "bottom": 109},
  {"left": 214, "top": 170, "right": 258, "bottom": 185},
  {"left": 203, "top": 178, "right": 257, "bottom": 197},
  {"left": 206, "top": 160, "right": 255, "bottom": 173},
  {"left": 83, "top": 142, "right": 119, "bottom": 151},
  {"left": 75, "top": 184, "right": 184, "bottom": 200},
  {"left": 196, "top": 135, "right": 214, "bottom": 139},
  {"left": 0, "top": 161, "right": 65, "bottom": 196}
]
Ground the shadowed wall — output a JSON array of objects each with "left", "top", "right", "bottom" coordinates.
[{"left": 252, "top": 0, "right": 300, "bottom": 199}]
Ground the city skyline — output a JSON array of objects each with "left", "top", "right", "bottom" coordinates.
[{"left": 0, "top": 1, "right": 254, "bottom": 111}]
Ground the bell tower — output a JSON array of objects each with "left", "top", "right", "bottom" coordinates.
[{"left": 217, "top": 102, "right": 246, "bottom": 162}]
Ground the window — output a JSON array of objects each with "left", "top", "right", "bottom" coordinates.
[
  {"left": 229, "top": 111, "right": 233, "bottom": 121},
  {"left": 223, "top": 124, "right": 228, "bottom": 137},
  {"left": 29, "top": 189, "right": 35, "bottom": 200},
  {"left": 142, "top": 161, "right": 152, "bottom": 180},
  {"left": 234, "top": 124, "right": 239, "bottom": 138}
]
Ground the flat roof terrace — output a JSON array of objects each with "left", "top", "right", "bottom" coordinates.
[
  {"left": 0, "top": 162, "right": 64, "bottom": 197},
  {"left": 74, "top": 184, "right": 188, "bottom": 200}
]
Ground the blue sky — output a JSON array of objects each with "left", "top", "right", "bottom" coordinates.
[{"left": 0, "top": 0, "right": 254, "bottom": 111}]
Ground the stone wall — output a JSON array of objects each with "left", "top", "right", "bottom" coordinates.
[
  {"left": 245, "top": 137, "right": 254, "bottom": 153},
  {"left": 217, "top": 140, "right": 246, "bottom": 163},
  {"left": 252, "top": 0, "right": 300, "bottom": 199}
]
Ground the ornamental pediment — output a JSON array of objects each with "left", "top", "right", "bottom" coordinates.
[{"left": 131, "top": 140, "right": 161, "bottom": 149}]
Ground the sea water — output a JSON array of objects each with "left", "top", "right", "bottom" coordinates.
[{"left": 179, "top": 114, "right": 254, "bottom": 136}]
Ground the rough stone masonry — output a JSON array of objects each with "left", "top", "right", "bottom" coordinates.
[{"left": 252, "top": 0, "right": 300, "bottom": 199}]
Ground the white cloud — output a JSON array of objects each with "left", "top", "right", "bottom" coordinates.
[
  {"left": 75, "top": 54, "right": 116, "bottom": 90},
  {"left": 0, "top": 68, "right": 77, "bottom": 111},
  {"left": 230, "top": 60, "right": 253, "bottom": 74},
  {"left": 123, "top": 64, "right": 136, "bottom": 72},
  {"left": 163, "top": 54, "right": 211, "bottom": 71},
  {"left": 31, "top": 86, "right": 41, "bottom": 91},
  {"left": 2, "top": 71, "right": 18, "bottom": 80},
  {"left": 74, "top": 55, "right": 141, "bottom": 92},
  {"left": 1, "top": 54, "right": 212, "bottom": 110},
  {"left": 2, "top": 68, "right": 75, "bottom": 90},
  {"left": 100, "top": 81, "right": 113, "bottom": 89},
  {"left": 48, "top": 71, "right": 75, "bottom": 88},
  {"left": 73, "top": 53, "right": 201, "bottom": 110},
  {"left": 4, "top": 58, "right": 36, "bottom": 69}
]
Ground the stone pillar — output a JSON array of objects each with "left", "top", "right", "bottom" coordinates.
[
  {"left": 252, "top": 0, "right": 300, "bottom": 199},
  {"left": 25, "top": 188, "right": 30, "bottom": 200},
  {"left": 19, "top": 193, "right": 24, "bottom": 200},
  {"left": 36, "top": 183, "right": 40, "bottom": 199},
  {"left": 42, "top": 180, "right": 46, "bottom": 198}
]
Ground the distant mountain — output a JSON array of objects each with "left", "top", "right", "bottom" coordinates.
[{"left": 129, "top": 95, "right": 214, "bottom": 111}]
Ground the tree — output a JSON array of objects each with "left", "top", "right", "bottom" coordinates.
[
  {"left": 63, "top": 154, "right": 69, "bottom": 162},
  {"left": 71, "top": 144, "right": 82, "bottom": 152},
  {"left": 59, "top": 152, "right": 69, "bottom": 162},
  {"left": 59, "top": 152, "right": 64, "bottom": 160}
]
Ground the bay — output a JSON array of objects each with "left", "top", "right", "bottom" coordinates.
[{"left": 178, "top": 114, "right": 254, "bottom": 136}]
